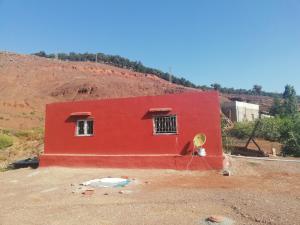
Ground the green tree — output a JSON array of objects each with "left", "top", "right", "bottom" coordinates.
[
  {"left": 252, "top": 84, "right": 262, "bottom": 95},
  {"left": 280, "top": 115, "right": 300, "bottom": 156},
  {"left": 34, "top": 51, "right": 46, "bottom": 57},
  {"left": 211, "top": 83, "right": 221, "bottom": 91},
  {"left": 282, "top": 85, "right": 298, "bottom": 115},
  {"left": 270, "top": 97, "right": 282, "bottom": 116}
]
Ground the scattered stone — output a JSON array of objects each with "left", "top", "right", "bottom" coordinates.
[
  {"left": 222, "top": 170, "right": 231, "bottom": 176},
  {"left": 81, "top": 189, "right": 95, "bottom": 196},
  {"left": 202, "top": 215, "right": 235, "bottom": 225},
  {"left": 207, "top": 215, "right": 225, "bottom": 223},
  {"left": 104, "top": 193, "right": 109, "bottom": 195}
]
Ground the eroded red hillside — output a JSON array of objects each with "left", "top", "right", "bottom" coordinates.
[{"left": 0, "top": 52, "right": 195, "bottom": 129}]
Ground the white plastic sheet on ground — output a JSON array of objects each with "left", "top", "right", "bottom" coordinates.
[{"left": 81, "top": 177, "right": 130, "bottom": 188}]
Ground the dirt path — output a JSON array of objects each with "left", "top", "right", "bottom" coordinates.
[{"left": 0, "top": 157, "right": 299, "bottom": 225}]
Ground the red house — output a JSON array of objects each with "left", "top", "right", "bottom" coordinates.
[{"left": 40, "top": 91, "right": 223, "bottom": 170}]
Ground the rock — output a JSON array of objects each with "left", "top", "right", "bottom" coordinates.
[
  {"left": 81, "top": 189, "right": 95, "bottom": 196},
  {"left": 222, "top": 170, "right": 231, "bottom": 176},
  {"left": 207, "top": 215, "right": 225, "bottom": 223}
]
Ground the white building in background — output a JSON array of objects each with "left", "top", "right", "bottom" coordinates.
[{"left": 222, "top": 101, "right": 260, "bottom": 122}]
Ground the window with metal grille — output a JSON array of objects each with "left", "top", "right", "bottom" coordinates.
[
  {"left": 76, "top": 120, "right": 93, "bottom": 136},
  {"left": 153, "top": 115, "right": 177, "bottom": 134}
]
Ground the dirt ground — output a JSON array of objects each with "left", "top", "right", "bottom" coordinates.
[
  {"left": 0, "top": 156, "right": 299, "bottom": 225},
  {"left": 229, "top": 137, "right": 283, "bottom": 156}
]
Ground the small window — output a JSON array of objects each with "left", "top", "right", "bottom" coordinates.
[
  {"left": 76, "top": 120, "right": 93, "bottom": 136},
  {"left": 153, "top": 115, "right": 177, "bottom": 134}
]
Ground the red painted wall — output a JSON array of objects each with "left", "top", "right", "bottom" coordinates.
[{"left": 41, "top": 91, "right": 223, "bottom": 169}]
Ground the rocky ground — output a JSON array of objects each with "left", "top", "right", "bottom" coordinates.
[{"left": 0, "top": 156, "right": 299, "bottom": 225}]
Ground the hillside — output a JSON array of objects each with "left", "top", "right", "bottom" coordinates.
[
  {"left": 0, "top": 51, "right": 288, "bottom": 131},
  {"left": 222, "top": 93, "right": 274, "bottom": 112},
  {"left": 0, "top": 52, "right": 194, "bottom": 130},
  {"left": 33, "top": 51, "right": 288, "bottom": 112}
]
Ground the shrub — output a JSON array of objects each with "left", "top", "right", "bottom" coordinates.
[
  {"left": 282, "top": 133, "right": 300, "bottom": 156},
  {"left": 14, "top": 128, "right": 44, "bottom": 141},
  {"left": 256, "top": 117, "right": 283, "bottom": 141},
  {"left": 228, "top": 115, "right": 300, "bottom": 156},
  {"left": 221, "top": 115, "right": 234, "bottom": 153},
  {"left": 229, "top": 122, "right": 254, "bottom": 139},
  {"left": 230, "top": 117, "right": 289, "bottom": 141},
  {"left": 222, "top": 134, "right": 234, "bottom": 153},
  {"left": 0, "top": 134, "right": 13, "bottom": 150},
  {"left": 281, "top": 114, "right": 300, "bottom": 156}
]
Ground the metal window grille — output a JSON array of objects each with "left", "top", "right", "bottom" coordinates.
[
  {"left": 77, "top": 120, "right": 85, "bottom": 135},
  {"left": 76, "top": 120, "right": 93, "bottom": 136},
  {"left": 87, "top": 120, "right": 93, "bottom": 134},
  {"left": 153, "top": 115, "right": 177, "bottom": 134}
]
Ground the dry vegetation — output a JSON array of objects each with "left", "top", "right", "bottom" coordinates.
[{"left": 0, "top": 128, "right": 44, "bottom": 168}]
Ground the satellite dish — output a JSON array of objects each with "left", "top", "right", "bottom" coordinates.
[{"left": 193, "top": 133, "right": 206, "bottom": 148}]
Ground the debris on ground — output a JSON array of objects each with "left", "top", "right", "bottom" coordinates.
[
  {"left": 202, "top": 215, "right": 235, "bottom": 225},
  {"left": 118, "top": 190, "right": 132, "bottom": 194},
  {"left": 8, "top": 157, "right": 39, "bottom": 169},
  {"left": 222, "top": 169, "right": 231, "bottom": 176},
  {"left": 81, "top": 189, "right": 95, "bottom": 196},
  {"left": 81, "top": 177, "right": 131, "bottom": 188},
  {"left": 207, "top": 215, "right": 225, "bottom": 223},
  {"left": 70, "top": 177, "right": 136, "bottom": 195},
  {"left": 223, "top": 154, "right": 231, "bottom": 169}
]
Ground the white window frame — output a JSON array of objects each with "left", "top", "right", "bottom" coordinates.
[
  {"left": 76, "top": 119, "right": 94, "bottom": 136},
  {"left": 153, "top": 115, "right": 178, "bottom": 135}
]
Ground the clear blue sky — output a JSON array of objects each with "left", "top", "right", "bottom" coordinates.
[{"left": 0, "top": 0, "right": 299, "bottom": 93}]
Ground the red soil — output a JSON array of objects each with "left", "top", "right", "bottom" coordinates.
[{"left": 0, "top": 52, "right": 196, "bottom": 129}]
